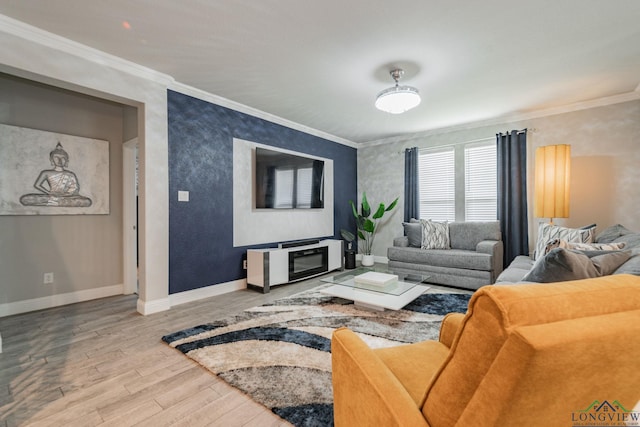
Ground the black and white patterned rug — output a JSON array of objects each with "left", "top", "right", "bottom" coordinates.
[{"left": 162, "top": 284, "right": 471, "bottom": 427}]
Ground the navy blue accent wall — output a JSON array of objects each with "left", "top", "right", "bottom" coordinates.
[{"left": 168, "top": 90, "right": 357, "bottom": 294}]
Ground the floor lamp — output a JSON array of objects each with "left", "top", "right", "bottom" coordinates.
[{"left": 534, "top": 144, "right": 571, "bottom": 225}]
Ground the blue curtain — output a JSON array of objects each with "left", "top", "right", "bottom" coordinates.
[
  {"left": 497, "top": 130, "right": 529, "bottom": 267},
  {"left": 404, "top": 147, "right": 419, "bottom": 222}
]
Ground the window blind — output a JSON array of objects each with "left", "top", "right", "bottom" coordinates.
[
  {"left": 465, "top": 143, "right": 497, "bottom": 221},
  {"left": 418, "top": 149, "right": 455, "bottom": 221}
]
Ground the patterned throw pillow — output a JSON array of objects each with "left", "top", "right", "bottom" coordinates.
[
  {"left": 421, "top": 219, "right": 450, "bottom": 250},
  {"left": 543, "top": 239, "right": 626, "bottom": 256},
  {"left": 534, "top": 223, "right": 596, "bottom": 260}
]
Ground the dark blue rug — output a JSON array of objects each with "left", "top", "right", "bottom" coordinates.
[{"left": 163, "top": 285, "right": 471, "bottom": 427}]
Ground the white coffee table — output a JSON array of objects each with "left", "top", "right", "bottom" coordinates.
[{"left": 320, "top": 268, "right": 429, "bottom": 311}]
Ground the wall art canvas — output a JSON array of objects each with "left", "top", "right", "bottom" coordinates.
[{"left": 0, "top": 124, "right": 109, "bottom": 215}]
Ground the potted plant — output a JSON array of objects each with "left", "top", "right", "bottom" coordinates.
[{"left": 342, "top": 192, "right": 398, "bottom": 267}]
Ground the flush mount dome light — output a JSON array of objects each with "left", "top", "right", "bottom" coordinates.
[{"left": 375, "top": 68, "right": 421, "bottom": 114}]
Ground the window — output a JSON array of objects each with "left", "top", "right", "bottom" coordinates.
[
  {"left": 418, "top": 140, "right": 497, "bottom": 222},
  {"left": 465, "top": 143, "right": 497, "bottom": 221},
  {"left": 418, "top": 149, "right": 455, "bottom": 221}
]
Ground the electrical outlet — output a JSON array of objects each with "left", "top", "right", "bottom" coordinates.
[
  {"left": 243, "top": 260, "right": 247, "bottom": 270},
  {"left": 43, "top": 272, "right": 54, "bottom": 284}
]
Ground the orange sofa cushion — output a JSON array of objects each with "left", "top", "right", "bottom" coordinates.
[{"left": 423, "top": 274, "right": 640, "bottom": 427}]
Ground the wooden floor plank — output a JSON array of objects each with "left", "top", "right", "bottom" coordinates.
[{"left": 0, "top": 278, "right": 328, "bottom": 426}]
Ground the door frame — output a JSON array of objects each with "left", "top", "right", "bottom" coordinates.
[{"left": 123, "top": 138, "right": 138, "bottom": 295}]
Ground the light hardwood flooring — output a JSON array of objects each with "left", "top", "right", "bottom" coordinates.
[{"left": 0, "top": 279, "right": 326, "bottom": 427}]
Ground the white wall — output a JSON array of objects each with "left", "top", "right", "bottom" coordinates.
[{"left": 358, "top": 99, "right": 640, "bottom": 258}]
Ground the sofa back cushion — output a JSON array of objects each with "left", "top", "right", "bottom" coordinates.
[
  {"left": 457, "top": 309, "right": 640, "bottom": 426},
  {"left": 421, "top": 274, "right": 640, "bottom": 427},
  {"left": 449, "top": 221, "right": 501, "bottom": 251}
]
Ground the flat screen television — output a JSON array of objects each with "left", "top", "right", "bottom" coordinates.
[{"left": 255, "top": 147, "right": 325, "bottom": 209}]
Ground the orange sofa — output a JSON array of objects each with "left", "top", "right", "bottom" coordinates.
[{"left": 331, "top": 274, "right": 640, "bottom": 426}]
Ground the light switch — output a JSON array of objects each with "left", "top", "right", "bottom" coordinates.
[{"left": 178, "top": 190, "right": 189, "bottom": 202}]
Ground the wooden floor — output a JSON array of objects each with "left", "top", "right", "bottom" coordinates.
[{"left": 0, "top": 279, "right": 325, "bottom": 427}]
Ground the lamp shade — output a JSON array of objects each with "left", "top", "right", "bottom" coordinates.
[
  {"left": 534, "top": 144, "right": 571, "bottom": 220},
  {"left": 375, "top": 85, "right": 421, "bottom": 114}
]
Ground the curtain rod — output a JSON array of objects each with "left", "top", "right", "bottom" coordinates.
[{"left": 400, "top": 128, "right": 536, "bottom": 154}]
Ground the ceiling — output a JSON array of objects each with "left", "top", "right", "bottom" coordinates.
[{"left": 1, "top": 0, "right": 640, "bottom": 144}]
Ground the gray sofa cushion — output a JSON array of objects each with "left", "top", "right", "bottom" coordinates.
[
  {"left": 388, "top": 246, "right": 494, "bottom": 271},
  {"left": 495, "top": 255, "right": 534, "bottom": 284},
  {"left": 449, "top": 221, "right": 501, "bottom": 251},
  {"left": 595, "top": 224, "right": 635, "bottom": 243}
]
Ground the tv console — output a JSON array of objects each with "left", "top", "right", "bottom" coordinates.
[{"left": 247, "top": 239, "right": 343, "bottom": 293}]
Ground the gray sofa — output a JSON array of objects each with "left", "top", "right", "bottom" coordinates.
[
  {"left": 387, "top": 221, "right": 503, "bottom": 290},
  {"left": 496, "top": 224, "right": 640, "bottom": 284}
]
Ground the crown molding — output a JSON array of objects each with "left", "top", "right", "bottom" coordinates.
[
  {"left": 169, "top": 81, "right": 358, "bottom": 149},
  {"left": 0, "top": 14, "right": 174, "bottom": 86},
  {"left": 363, "top": 90, "right": 640, "bottom": 147}
]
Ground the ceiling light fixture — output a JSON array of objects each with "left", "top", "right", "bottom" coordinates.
[{"left": 375, "top": 68, "right": 421, "bottom": 114}]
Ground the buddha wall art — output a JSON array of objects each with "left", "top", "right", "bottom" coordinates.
[{"left": 0, "top": 124, "right": 109, "bottom": 215}]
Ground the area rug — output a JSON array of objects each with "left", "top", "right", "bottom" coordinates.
[{"left": 162, "top": 284, "right": 471, "bottom": 427}]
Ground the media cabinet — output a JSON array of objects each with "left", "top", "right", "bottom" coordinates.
[{"left": 247, "top": 239, "right": 343, "bottom": 293}]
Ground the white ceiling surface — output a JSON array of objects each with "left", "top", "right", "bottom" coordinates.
[{"left": 1, "top": 1, "right": 640, "bottom": 144}]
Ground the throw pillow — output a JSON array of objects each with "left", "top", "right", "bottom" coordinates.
[
  {"left": 542, "top": 238, "right": 626, "bottom": 256},
  {"left": 534, "top": 222, "right": 596, "bottom": 260},
  {"left": 590, "top": 251, "right": 631, "bottom": 276},
  {"left": 402, "top": 221, "right": 422, "bottom": 248},
  {"left": 523, "top": 248, "right": 598, "bottom": 283},
  {"left": 523, "top": 248, "right": 631, "bottom": 283},
  {"left": 420, "top": 219, "right": 450, "bottom": 250}
]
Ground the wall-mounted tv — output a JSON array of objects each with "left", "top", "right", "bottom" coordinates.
[{"left": 255, "top": 147, "right": 325, "bottom": 209}]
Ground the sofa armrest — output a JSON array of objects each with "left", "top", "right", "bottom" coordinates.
[
  {"left": 439, "top": 312, "right": 465, "bottom": 348},
  {"left": 476, "top": 240, "right": 504, "bottom": 279},
  {"left": 394, "top": 236, "right": 410, "bottom": 247},
  {"left": 331, "top": 328, "right": 429, "bottom": 427}
]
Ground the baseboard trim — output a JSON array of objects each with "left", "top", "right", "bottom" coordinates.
[
  {"left": 168, "top": 279, "right": 247, "bottom": 307},
  {"left": 0, "top": 284, "right": 124, "bottom": 318},
  {"left": 136, "top": 297, "right": 171, "bottom": 315}
]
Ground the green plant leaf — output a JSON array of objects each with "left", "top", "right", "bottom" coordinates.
[
  {"left": 363, "top": 218, "right": 375, "bottom": 233},
  {"left": 361, "top": 192, "right": 371, "bottom": 218},
  {"left": 386, "top": 197, "right": 399, "bottom": 212},
  {"left": 372, "top": 203, "right": 386, "bottom": 219},
  {"left": 349, "top": 200, "right": 358, "bottom": 219},
  {"left": 357, "top": 230, "right": 365, "bottom": 240}
]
